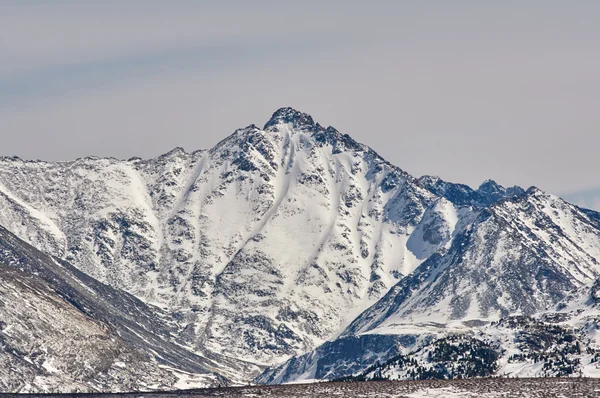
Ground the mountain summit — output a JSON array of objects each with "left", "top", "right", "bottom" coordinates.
[{"left": 263, "top": 107, "right": 317, "bottom": 129}]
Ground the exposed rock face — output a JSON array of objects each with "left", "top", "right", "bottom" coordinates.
[
  {"left": 418, "top": 175, "right": 525, "bottom": 207},
  {"left": 0, "top": 264, "right": 179, "bottom": 393},
  {"left": 0, "top": 225, "right": 236, "bottom": 392}
]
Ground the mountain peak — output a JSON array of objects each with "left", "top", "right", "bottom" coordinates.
[
  {"left": 161, "top": 147, "right": 187, "bottom": 157},
  {"left": 263, "top": 107, "right": 316, "bottom": 130},
  {"left": 477, "top": 179, "right": 502, "bottom": 192},
  {"left": 525, "top": 185, "right": 543, "bottom": 195}
]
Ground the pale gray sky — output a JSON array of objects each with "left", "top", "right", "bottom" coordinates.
[{"left": 1, "top": 1, "right": 599, "bottom": 199}]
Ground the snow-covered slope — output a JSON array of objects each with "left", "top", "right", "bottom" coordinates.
[
  {"left": 338, "top": 278, "right": 600, "bottom": 381},
  {"left": 261, "top": 190, "right": 600, "bottom": 383},
  {"left": 261, "top": 282, "right": 600, "bottom": 384},
  {"left": 345, "top": 188, "right": 600, "bottom": 336},
  {"left": 257, "top": 188, "right": 600, "bottom": 382}
]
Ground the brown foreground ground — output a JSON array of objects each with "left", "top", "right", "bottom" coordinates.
[{"left": 4, "top": 378, "right": 600, "bottom": 398}]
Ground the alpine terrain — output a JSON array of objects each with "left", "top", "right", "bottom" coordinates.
[{"left": 1, "top": 108, "right": 599, "bottom": 392}]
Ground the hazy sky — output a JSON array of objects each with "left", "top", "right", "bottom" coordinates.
[{"left": 1, "top": 1, "right": 599, "bottom": 199}]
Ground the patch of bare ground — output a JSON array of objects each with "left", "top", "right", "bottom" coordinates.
[{"left": 5, "top": 378, "right": 600, "bottom": 398}]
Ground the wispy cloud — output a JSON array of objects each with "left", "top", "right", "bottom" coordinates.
[{"left": 0, "top": 34, "right": 349, "bottom": 109}]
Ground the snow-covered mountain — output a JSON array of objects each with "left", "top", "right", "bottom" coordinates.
[
  {"left": 1, "top": 107, "right": 599, "bottom": 390},
  {"left": 344, "top": 188, "right": 600, "bottom": 335},
  {"left": 0, "top": 108, "right": 447, "bottom": 374},
  {"left": 339, "top": 276, "right": 600, "bottom": 381},
  {"left": 259, "top": 188, "right": 600, "bottom": 383}
]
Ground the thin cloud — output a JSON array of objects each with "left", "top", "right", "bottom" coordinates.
[{"left": 0, "top": 34, "right": 347, "bottom": 108}]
